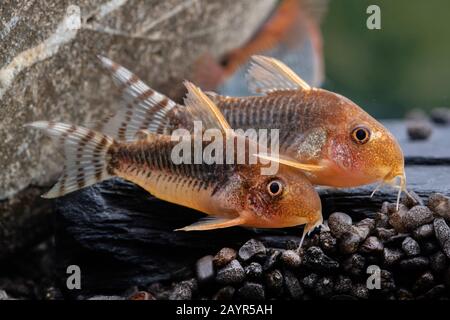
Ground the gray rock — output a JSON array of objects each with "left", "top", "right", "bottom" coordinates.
[
  {"left": 216, "top": 259, "right": 245, "bottom": 284},
  {"left": 0, "top": 290, "right": 10, "bottom": 300},
  {"left": 428, "top": 193, "right": 450, "bottom": 220},
  {"left": 280, "top": 250, "right": 301, "bottom": 268},
  {"left": 380, "top": 270, "right": 396, "bottom": 293},
  {"left": 314, "top": 276, "right": 334, "bottom": 298},
  {"left": 238, "top": 239, "right": 266, "bottom": 262},
  {"left": 407, "top": 120, "right": 432, "bottom": 141},
  {"left": 284, "top": 271, "right": 303, "bottom": 300},
  {"left": 236, "top": 282, "right": 265, "bottom": 300},
  {"left": 301, "top": 273, "right": 319, "bottom": 290},
  {"left": 360, "top": 236, "right": 384, "bottom": 253},
  {"left": 433, "top": 218, "right": 450, "bottom": 258},
  {"left": 244, "top": 262, "right": 263, "bottom": 279},
  {"left": 334, "top": 275, "right": 352, "bottom": 294},
  {"left": 401, "top": 190, "right": 424, "bottom": 208},
  {"left": 402, "top": 237, "right": 421, "bottom": 256},
  {"left": 383, "top": 248, "right": 404, "bottom": 266},
  {"left": 412, "top": 224, "right": 434, "bottom": 240},
  {"left": 213, "top": 286, "right": 235, "bottom": 300},
  {"left": 213, "top": 248, "right": 237, "bottom": 268},
  {"left": 351, "top": 283, "right": 369, "bottom": 299},
  {"left": 265, "top": 269, "right": 284, "bottom": 296},
  {"left": 399, "top": 257, "right": 429, "bottom": 272},
  {"left": 303, "top": 246, "right": 339, "bottom": 271},
  {"left": 429, "top": 251, "right": 447, "bottom": 273},
  {"left": 328, "top": 212, "right": 353, "bottom": 238},
  {"left": 196, "top": 255, "right": 215, "bottom": 284},
  {"left": 339, "top": 232, "right": 361, "bottom": 254},
  {"left": 403, "top": 206, "right": 434, "bottom": 230}
]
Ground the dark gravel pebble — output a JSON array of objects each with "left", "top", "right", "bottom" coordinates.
[
  {"left": 342, "top": 254, "right": 366, "bottom": 277},
  {"left": 339, "top": 231, "right": 361, "bottom": 254},
  {"left": 361, "top": 236, "right": 384, "bottom": 253},
  {"left": 402, "top": 237, "right": 421, "bottom": 256},
  {"left": 236, "top": 282, "right": 265, "bottom": 300},
  {"left": 314, "top": 276, "right": 334, "bottom": 298},
  {"left": 213, "top": 248, "right": 237, "bottom": 268},
  {"left": 284, "top": 271, "right": 303, "bottom": 300},
  {"left": 429, "top": 251, "right": 447, "bottom": 273},
  {"left": 244, "top": 262, "right": 263, "bottom": 279},
  {"left": 216, "top": 259, "right": 245, "bottom": 284},
  {"left": 375, "top": 212, "right": 390, "bottom": 228},
  {"left": 413, "top": 272, "right": 435, "bottom": 293},
  {"left": 407, "top": 120, "right": 432, "bottom": 140},
  {"left": 403, "top": 206, "right": 434, "bottom": 230},
  {"left": 401, "top": 190, "right": 424, "bottom": 208},
  {"left": 301, "top": 273, "right": 319, "bottom": 290},
  {"left": 196, "top": 255, "right": 215, "bottom": 284},
  {"left": 376, "top": 227, "right": 397, "bottom": 240},
  {"left": 412, "top": 224, "right": 434, "bottom": 240},
  {"left": 328, "top": 212, "right": 353, "bottom": 238},
  {"left": 303, "top": 246, "right": 339, "bottom": 271},
  {"left": 351, "top": 283, "right": 369, "bottom": 299},
  {"left": 334, "top": 275, "right": 352, "bottom": 294},
  {"left": 430, "top": 107, "right": 450, "bottom": 124},
  {"left": 397, "top": 288, "right": 414, "bottom": 300},
  {"left": 428, "top": 193, "right": 450, "bottom": 220},
  {"left": 263, "top": 249, "right": 281, "bottom": 271},
  {"left": 380, "top": 270, "right": 396, "bottom": 293},
  {"left": 399, "top": 256, "right": 429, "bottom": 272},
  {"left": 417, "top": 284, "right": 446, "bottom": 300},
  {"left": 319, "top": 231, "right": 337, "bottom": 254},
  {"left": 421, "top": 240, "right": 440, "bottom": 254},
  {"left": 169, "top": 279, "right": 197, "bottom": 300},
  {"left": 213, "top": 286, "right": 235, "bottom": 300},
  {"left": 265, "top": 269, "right": 284, "bottom": 296},
  {"left": 433, "top": 218, "right": 450, "bottom": 258},
  {"left": 383, "top": 248, "right": 404, "bottom": 266},
  {"left": 280, "top": 250, "right": 301, "bottom": 268},
  {"left": 238, "top": 239, "right": 266, "bottom": 262}
]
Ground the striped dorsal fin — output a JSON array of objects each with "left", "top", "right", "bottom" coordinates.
[
  {"left": 246, "top": 55, "right": 311, "bottom": 94},
  {"left": 183, "top": 81, "right": 231, "bottom": 132},
  {"left": 97, "top": 56, "right": 178, "bottom": 141}
]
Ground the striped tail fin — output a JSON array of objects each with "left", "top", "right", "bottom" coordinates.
[
  {"left": 97, "top": 56, "right": 179, "bottom": 140},
  {"left": 26, "top": 121, "right": 115, "bottom": 198}
]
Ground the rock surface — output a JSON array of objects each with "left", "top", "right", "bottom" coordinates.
[{"left": 0, "top": 0, "right": 276, "bottom": 257}]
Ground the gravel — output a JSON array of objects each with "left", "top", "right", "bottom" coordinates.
[{"left": 145, "top": 192, "right": 450, "bottom": 301}]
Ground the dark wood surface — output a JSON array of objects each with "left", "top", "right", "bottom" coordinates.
[{"left": 54, "top": 120, "right": 450, "bottom": 295}]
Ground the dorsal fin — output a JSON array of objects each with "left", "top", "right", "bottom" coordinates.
[
  {"left": 183, "top": 81, "right": 231, "bottom": 132},
  {"left": 97, "top": 56, "right": 178, "bottom": 141},
  {"left": 246, "top": 55, "right": 311, "bottom": 94}
]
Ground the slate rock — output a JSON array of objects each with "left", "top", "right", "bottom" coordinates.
[{"left": 238, "top": 239, "right": 266, "bottom": 262}]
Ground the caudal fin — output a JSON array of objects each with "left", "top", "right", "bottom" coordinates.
[{"left": 26, "top": 121, "right": 115, "bottom": 198}]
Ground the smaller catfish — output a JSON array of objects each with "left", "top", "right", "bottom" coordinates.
[{"left": 26, "top": 82, "right": 322, "bottom": 245}]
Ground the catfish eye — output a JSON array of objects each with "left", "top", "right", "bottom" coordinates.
[
  {"left": 351, "top": 126, "right": 370, "bottom": 144},
  {"left": 267, "top": 180, "right": 283, "bottom": 197}
]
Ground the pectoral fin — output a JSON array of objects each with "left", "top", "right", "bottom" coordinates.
[
  {"left": 254, "top": 153, "right": 324, "bottom": 172},
  {"left": 175, "top": 216, "right": 245, "bottom": 231}
]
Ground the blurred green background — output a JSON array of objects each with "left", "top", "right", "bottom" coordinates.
[{"left": 322, "top": 0, "right": 450, "bottom": 118}]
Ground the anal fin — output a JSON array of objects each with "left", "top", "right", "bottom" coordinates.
[{"left": 175, "top": 216, "right": 245, "bottom": 231}]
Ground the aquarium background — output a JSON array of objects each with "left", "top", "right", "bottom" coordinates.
[{"left": 322, "top": 0, "right": 450, "bottom": 118}]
